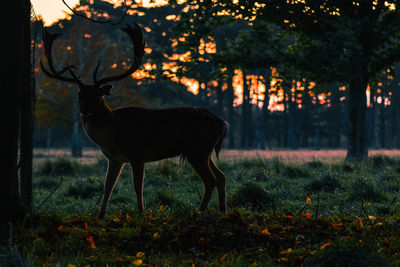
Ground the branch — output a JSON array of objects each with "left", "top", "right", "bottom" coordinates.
[
  {"left": 62, "top": 0, "right": 134, "bottom": 25},
  {"left": 369, "top": 45, "right": 400, "bottom": 77}
]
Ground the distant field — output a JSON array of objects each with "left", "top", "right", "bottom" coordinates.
[{"left": 33, "top": 147, "right": 400, "bottom": 164}]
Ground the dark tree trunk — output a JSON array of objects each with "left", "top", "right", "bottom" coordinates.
[
  {"left": 0, "top": 0, "right": 29, "bottom": 223},
  {"left": 372, "top": 92, "right": 380, "bottom": 149},
  {"left": 346, "top": 67, "right": 369, "bottom": 160},
  {"left": 260, "top": 68, "right": 271, "bottom": 150},
  {"left": 328, "top": 83, "right": 341, "bottom": 147},
  {"left": 71, "top": 98, "right": 82, "bottom": 157},
  {"left": 216, "top": 83, "right": 223, "bottom": 116},
  {"left": 227, "top": 76, "right": 235, "bottom": 148},
  {"left": 379, "top": 97, "right": 386, "bottom": 148},
  {"left": 241, "top": 71, "right": 252, "bottom": 148},
  {"left": 19, "top": 0, "right": 34, "bottom": 209},
  {"left": 392, "top": 66, "right": 400, "bottom": 148}
]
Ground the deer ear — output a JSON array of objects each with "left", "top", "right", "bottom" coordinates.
[{"left": 100, "top": 84, "right": 113, "bottom": 96}]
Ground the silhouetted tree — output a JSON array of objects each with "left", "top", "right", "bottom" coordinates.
[{"left": 1, "top": 0, "right": 31, "bottom": 223}]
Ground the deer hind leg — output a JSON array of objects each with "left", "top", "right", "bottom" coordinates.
[
  {"left": 98, "top": 159, "right": 124, "bottom": 218},
  {"left": 131, "top": 162, "right": 145, "bottom": 212},
  {"left": 188, "top": 154, "right": 217, "bottom": 211},
  {"left": 209, "top": 158, "right": 227, "bottom": 213}
]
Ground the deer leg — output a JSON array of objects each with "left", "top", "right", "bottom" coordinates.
[
  {"left": 98, "top": 159, "right": 124, "bottom": 218},
  {"left": 209, "top": 158, "right": 227, "bottom": 213},
  {"left": 188, "top": 155, "right": 217, "bottom": 211},
  {"left": 131, "top": 162, "right": 145, "bottom": 212}
]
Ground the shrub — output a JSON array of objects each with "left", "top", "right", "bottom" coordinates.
[
  {"left": 251, "top": 168, "right": 269, "bottom": 182},
  {"left": 38, "top": 157, "right": 78, "bottom": 176},
  {"left": 154, "top": 190, "right": 177, "bottom": 207},
  {"left": 35, "top": 176, "right": 62, "bottom": 189},
  {"left": 228, "top": 182, "right": 275, "bottom": 211},
  {"left": 305, "top": 244, "right": 393, "bottom": 267},
  {"left": 369, "top": 155, "right": 395, "bottom": 169},
  {"left": 237, "top": 158, "right": 266, "bottom": 170},
  {"left": 0, "top": 245, "right": 30, "bottom": 267},
  {"left": 67, "top": 177, "right": 103, "bottom": 198},
  {"left": 348, "top": 178, "right": 385, "bottom": 202},
  {"left": 306, "top": 160, "right": 324, "bottom": 169},
  {"left": 304, "top": 174, "right": 341, "bottom": 193},
  {"left": 271, "top": 157, "right": 285, "bottom": 174},
  {"left": 284, "top": 165, "right": 311, "bottom": 179},
  {"left": 155, "top": 159, "right": 179, "bottom": 179},
  {"left": 342, "top": 162, "right": 357, "bottom": 173}
]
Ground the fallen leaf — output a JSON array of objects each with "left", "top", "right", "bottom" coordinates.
[
  {"left": 220, "top": 253, "right": 228, "bottom": 261},
  {"left": 320, "top": 243, "right": 330, "bottom": 250},
  {"left": 132, "top": 259, "right": 143, "bottom": 266},
  {"left": 152, "top": 232, "right": 160, "bottom": 240},
  {"left": 261, "top": 229, "right": 271, "bottom": 235},
  {"left": 86, "top": 236, "right": 96, "bottom": 249},
  {"left": 136, "top": 252, "right": 145, "bottom": 258}
]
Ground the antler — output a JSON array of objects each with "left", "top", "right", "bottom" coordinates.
[
  {"left": 95, "top": 23, "right": 145, "bottom": 86},
  {"left": 40, "top": 23, "right": 145, "bottom": 86},
  {"left": 40, "top": 27, "right": 82, "bottom": 84}
]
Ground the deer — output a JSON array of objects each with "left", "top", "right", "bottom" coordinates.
[{"left": 40, "top": 24, "right": 228, "bottom": 218}]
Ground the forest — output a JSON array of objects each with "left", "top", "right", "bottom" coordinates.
[
  {"left": 31, "top": 0, "right": 400, "bottom": 158},
  {"left": 2, "top": 0, "right": 400, "bottom": 266}
]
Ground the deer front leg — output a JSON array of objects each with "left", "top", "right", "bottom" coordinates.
[
  {"left": 98, "top": 159, "right": 124, "bottom": 218},
  {"left": 131, "top": 162, "right": 145, "bottom": 212}
]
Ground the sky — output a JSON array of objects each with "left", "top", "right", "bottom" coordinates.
[
  {"left": 31, "top": 0, "right": 79, "bottom": 26},
  {"left": 31, "top": 0, "right": 169, "bottom": 26}
]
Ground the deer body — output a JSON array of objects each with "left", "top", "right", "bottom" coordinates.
[
  {"left": 41, "top": 24, "right": 228, "bottom": 218},
  {"left": 82, "top": 99, "right": 226, "bottom": 163}
]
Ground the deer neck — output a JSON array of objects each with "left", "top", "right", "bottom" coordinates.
[{"left": 80, "top": 97, "right": 112, "bottom": 124}]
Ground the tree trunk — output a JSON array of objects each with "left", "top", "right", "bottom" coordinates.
[
  {"left": 19, "top": 0, "right": 34, "bottom": 210},
  {"left": 346, "top": 68, "right": 369, "bottom": 160},
  {"left": 372, "top": 93, "right": 380, "bottom": 149},
  {"left": 71, "top": 97, "right": 82, "bottom": 157},
  {"left": 241, "top": 71, "right": 252, "bottom": 148},
  {"left": 216, "top": 82, "right": 223, "bottom": 117},
  {"left": 261, "top": 68, "right": 271, "bottom": 149},
  {"left": 0, "top": 0, "right": 29, "bottom": 223},
  {"left": 392, "top": 65, "right": 400, "bottom": 148},
  {"left": 379, "top": 97, "right": 386, "bottom": 148},
  {"left": 227, "top": 76, "right": 235, "bottom": 148}
]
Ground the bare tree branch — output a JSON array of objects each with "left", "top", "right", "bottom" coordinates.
[{"left": 61, "top": 0, "right": 134, "bottom": 25}]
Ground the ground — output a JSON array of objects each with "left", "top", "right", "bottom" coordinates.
[{"left": 2, "top": 149, "right": 400, "bottom": 266}]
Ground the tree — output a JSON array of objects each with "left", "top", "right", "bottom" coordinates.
[
  {"left": 233, "top": 0, "right": 400, "bottom": 159},
  {"left": 0, "top": 0, "right": 31, "bottom": 223},
  {"left": 173, "top": 0, "right": 400, "bottom": 158}
]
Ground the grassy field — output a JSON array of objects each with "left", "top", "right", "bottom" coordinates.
[{"left": 3, "top": 149, "right": 400, "bottom": 266}]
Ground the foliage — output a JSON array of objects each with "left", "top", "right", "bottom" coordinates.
[
  {"left": 6, "top": 155, "right": 400, "bottom": 265},
  {"left": 37, "top": 157, "right": 79, "bottom": 176},
  {"left": 305, "top": 244, "right": 395, "bottom": 267},
  {"left": 4, "top": 207, "right": 400, "bottom": 266},
  {"left": 304, "top": 173, "right": 342, "bottom": 193},
  {"left": 228, "top": 182, "right": 275, "bottom": 211}
]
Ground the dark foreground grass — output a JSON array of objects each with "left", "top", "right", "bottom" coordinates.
[{"left": 2, "top": 154, "right": 400, "bottom": 265}]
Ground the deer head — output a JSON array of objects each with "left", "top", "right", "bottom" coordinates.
[{"left": 40, "top": 24, "right": 145, "bottom": 116}]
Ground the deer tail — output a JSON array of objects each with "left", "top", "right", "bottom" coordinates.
[{"left": 215, "top": 121, "right": 228, "bottom": 160}]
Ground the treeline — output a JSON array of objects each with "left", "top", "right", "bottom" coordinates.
[{"left": 33, "top": 0, "right": 400, "bottom": 156}]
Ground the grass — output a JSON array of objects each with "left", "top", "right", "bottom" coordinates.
[{"left": 2, "top": 153, "right": 400, "bottom": 265}]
